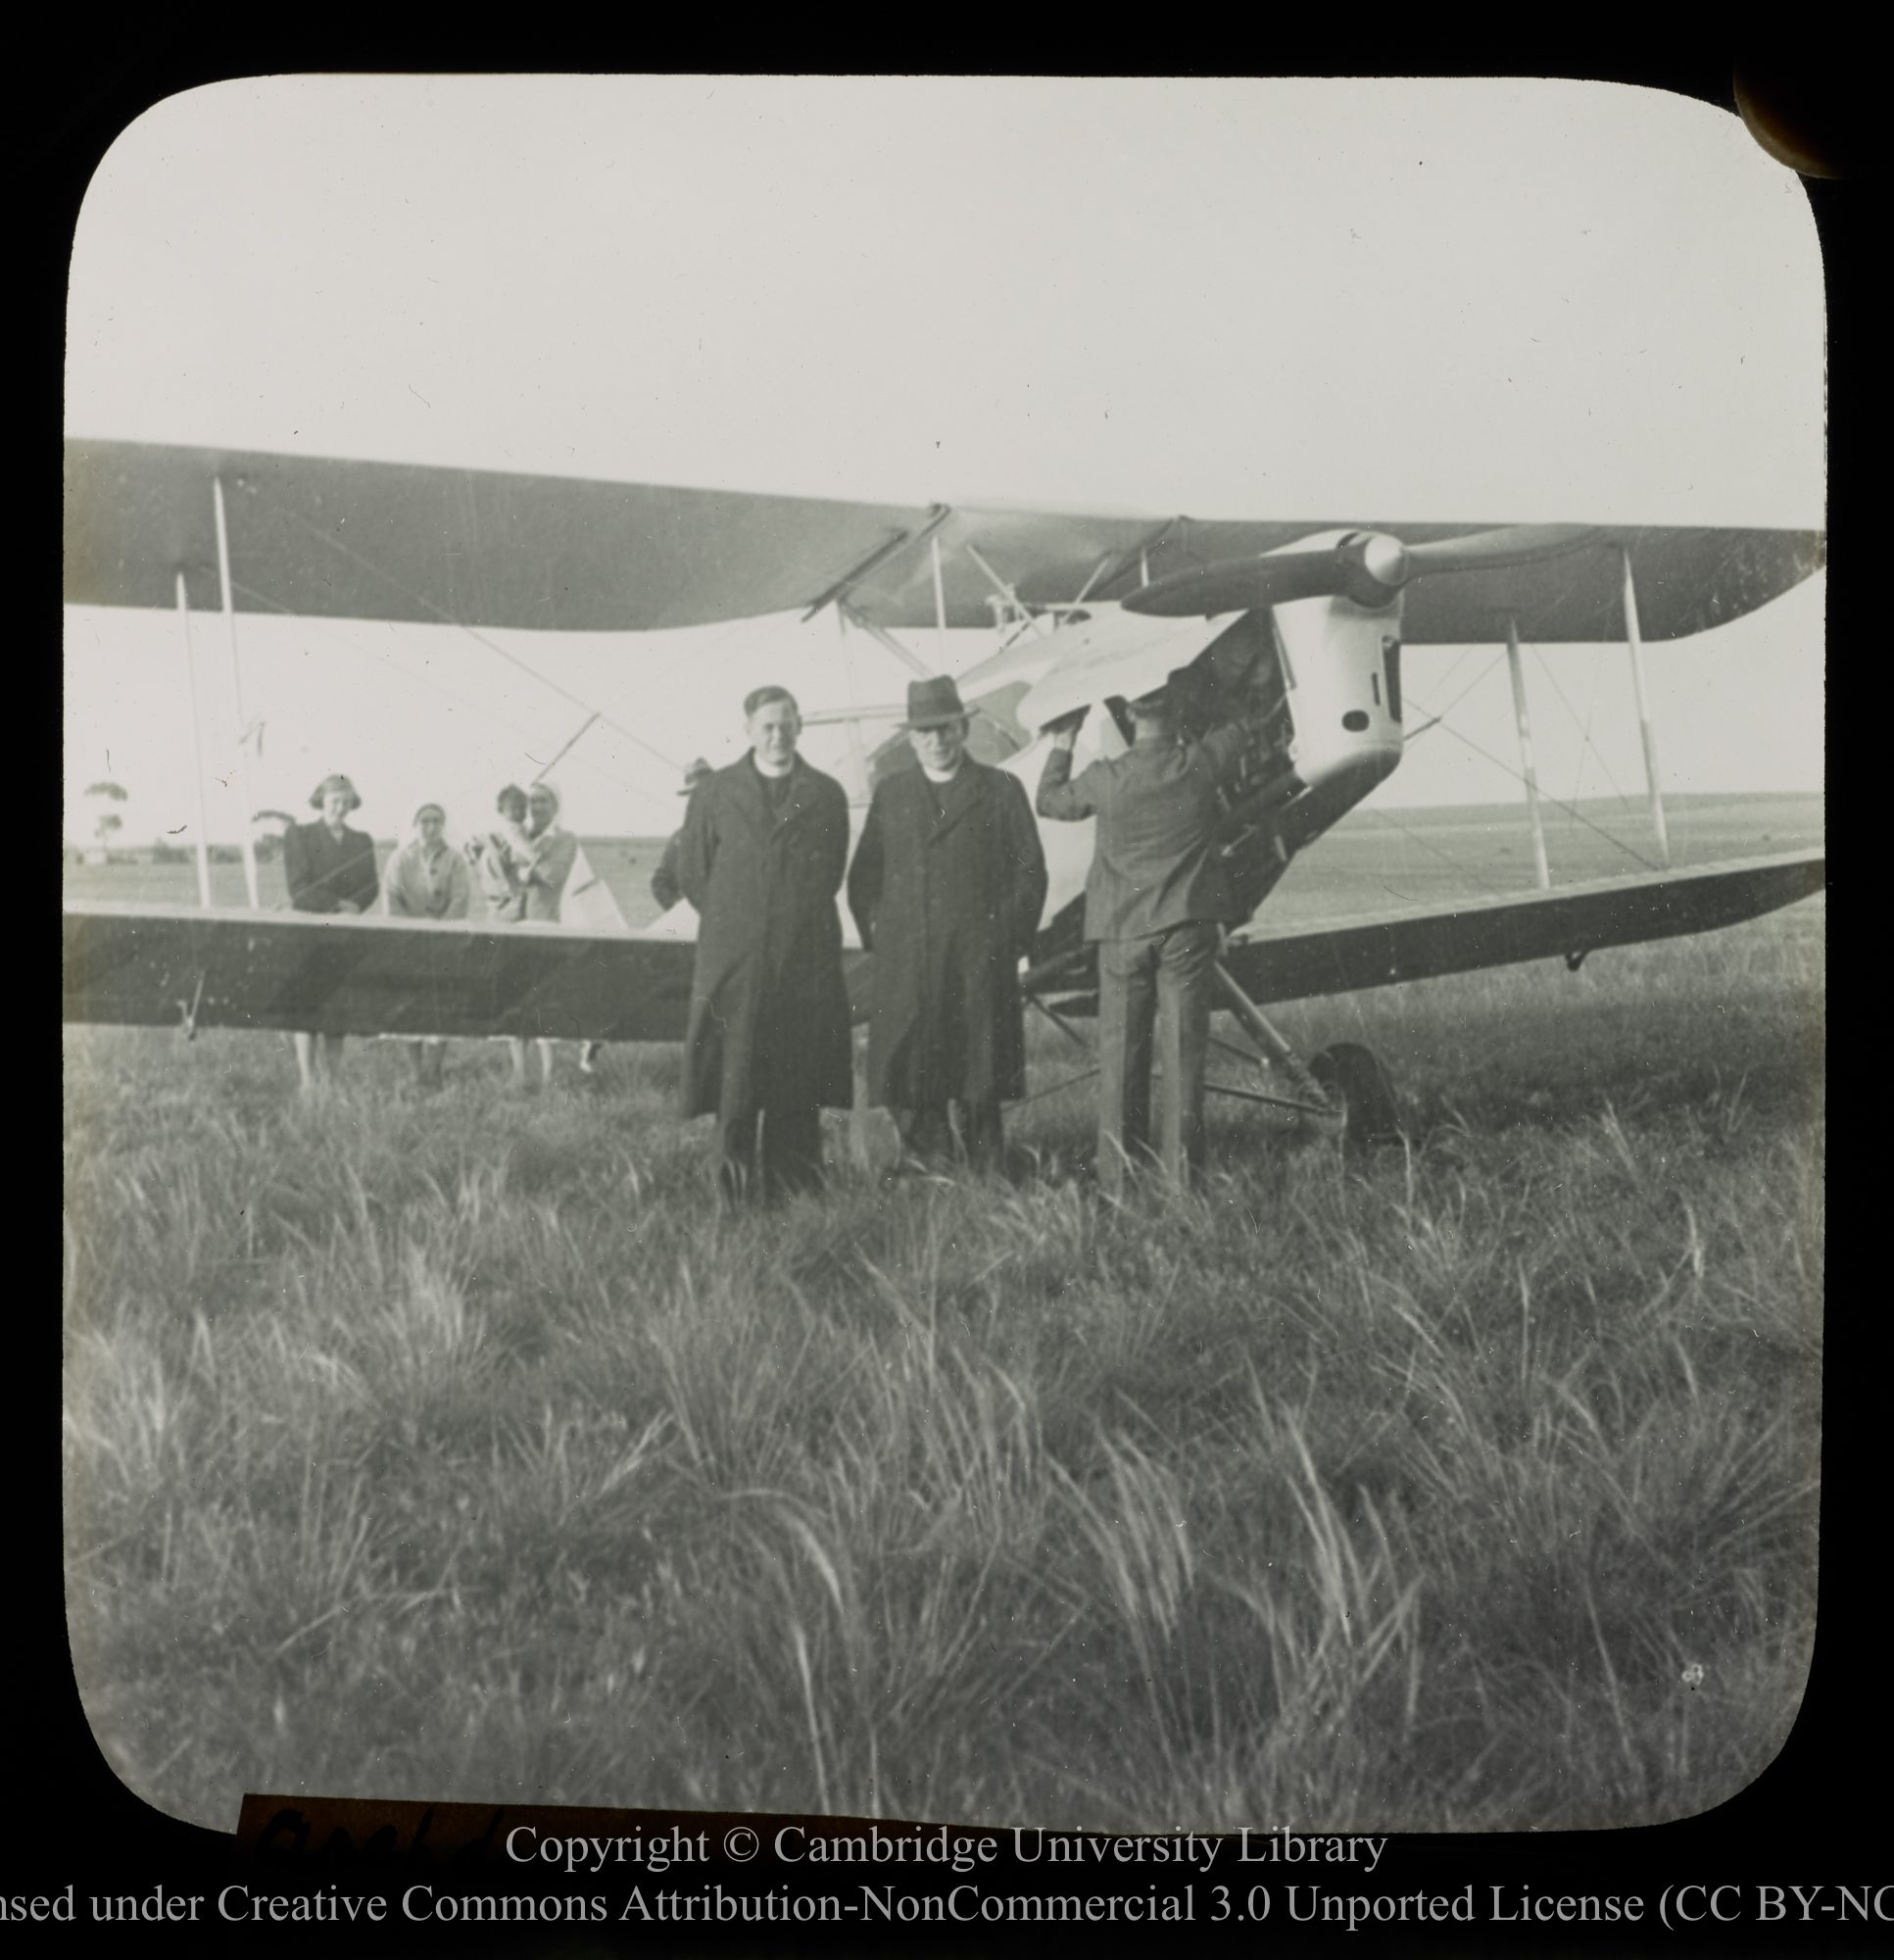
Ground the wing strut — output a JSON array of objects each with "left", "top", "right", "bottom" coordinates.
[
  {"left": 931, "top": 534, "right": 949, "bottom": 666},
  {"left": 173, "top": 570, "right": 215, "bottom": 908},
  {"left": 213, "top": 477, "right": 263, "bottom": 908},
  {"left": 837, "top": 601, "right": 935, "bottom": 679},
  {"left": 530, "top": 710, "right": 602, "bottom": 785},
  {"left": 1210, "top": 962, "right": 1336, "bottom": 1119},
  {"left": 800, "top": 505, "right": 952, "bottom": 621},
  {"left": 834, "top": 607, "right": 873, "bottom": 805},
  {"left": 1622, "top": 546, "right": 1671, "bottom": 868},
  {"left": 964, "top": 544, "right": 1055, "bottom": 645},
  {"left": 1504, "top": 614, "right": 1552, "bottom": 890}
]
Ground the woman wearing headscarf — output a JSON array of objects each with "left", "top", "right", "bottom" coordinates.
[
  {"left": 283, "top": 773, "right": 379, "bottom": 1090},
  {"left": 382, "top": 802, "right": 471, "bottom": 1089}
]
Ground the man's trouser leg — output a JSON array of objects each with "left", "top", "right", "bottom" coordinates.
[
  {"left": 1097, "top": 935, "right": 1158, "bottom": 1200},
  {"left": 956, "top": 1097, "right": 1004, "bottom": 1173},
  {"left": 1154, "top": 921, "right": 1219, "bottom": 1192},
  {"left": 760, "top": 1101, "right": 824, "bottom": 1198},
  {"left": 717, "top": 1104, "right": 761, "bottom": 1203},
  {"left": 293, "top": 1030, "right": 320, "bottom": 1090},
  {"left": 896, "top": 1103, "right": 953, "bottom": 1164}
]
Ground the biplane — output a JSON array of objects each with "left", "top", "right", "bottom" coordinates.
[{"left": 62, "top": 438, "right": 1825, "bottom": 1134}]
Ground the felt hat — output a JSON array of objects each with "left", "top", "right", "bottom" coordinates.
[
  {"left": 679, "top": 757, "right": 712, "bottom": 795},
  {"left": 903, "top": 676, "right": 970, "bottom": 729}
]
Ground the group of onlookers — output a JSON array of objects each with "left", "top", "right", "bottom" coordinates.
[
  {"left": 283, "top": 665, "right": 1272, "bottom": 1206},
  {"left": 281, "top": 772, "right": 585, "bottom": 1093}
]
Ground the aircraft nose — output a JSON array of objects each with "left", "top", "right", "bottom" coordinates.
[{"left": 1354, "top": 532, "right": 1409, "bottom": 591}]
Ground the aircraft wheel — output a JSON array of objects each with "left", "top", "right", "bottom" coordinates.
[{"left": 1308, "top": 1043, "right": 1404, "bottom": 1150}]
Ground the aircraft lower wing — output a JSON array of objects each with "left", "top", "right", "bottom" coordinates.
[
  {"left": 61, "top": 904, "right": 713, "bottom": 1043},
  {"left": 1215, "top": 849, "right": 1824, "bottom": 1006},
  {"left": 62, "top": 852, "right": 1821, "bottom": 1048}
]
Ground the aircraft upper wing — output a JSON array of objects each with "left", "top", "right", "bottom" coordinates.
[
  {"left": 1215, "top": 850, "right": 1824, "bottom": 1007},
  {"left": 66, "top": 438, "right": 1822, "bottom": 643},
  {"left": 64, "top": 439, "right": 936, "bottom": 632}
]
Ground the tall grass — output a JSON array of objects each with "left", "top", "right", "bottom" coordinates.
[{"left": 63, "top": 904, "right": 1822, "bottom": 1832}]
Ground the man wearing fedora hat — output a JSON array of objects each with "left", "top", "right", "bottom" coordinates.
[
  {"left": 283, "top": 773, "right": 379, "bottom": 1090},
  {"left": 847, "top": 676, "right": 1047, "bottom": 1174},
  {"left": 1037, "top": 684, "right": 1255, "bottom": 1199}
]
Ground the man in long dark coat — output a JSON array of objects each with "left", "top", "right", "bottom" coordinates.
[
  {"left": 678, "top": 688, "right": 853, "bottom": 1202},
  {"left": 848, "top": 677, "right": 1049, "bottom": 1173}
]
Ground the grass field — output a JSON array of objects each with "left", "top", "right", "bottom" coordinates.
[{"left": 62, "top": 802, "right": 1822, "bottom": 1836}]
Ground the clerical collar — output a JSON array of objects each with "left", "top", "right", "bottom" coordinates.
[
  {"left": 920, "top": 761, "right": 963, "bottom": 784},
  {"left": 752, "top": 756, "right": 795, "bottom": 780}
]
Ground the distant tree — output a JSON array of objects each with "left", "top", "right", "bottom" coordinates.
[
  {"left": 149, "top": 836, "right": 187, "bottom": 865},
  {"left": 83, "top": 780, "right": 130, "bottom": 851}
]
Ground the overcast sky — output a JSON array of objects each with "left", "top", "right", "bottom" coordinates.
[{"left": 65, "top": 75, "right": 1824, "bottom": 844}]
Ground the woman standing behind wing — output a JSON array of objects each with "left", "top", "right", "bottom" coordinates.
[
  {"left": 283, "top": 773, "right": 379, "bottom": 1091},
  {"left": 504, "top": 782, "right": 580, "bottom": 1088},
  {"left": 466, "top": 783, "right": 531, "bottom": 922},
  {"left": 382, "top": 802, "right": 471, "bottom": 1089}
]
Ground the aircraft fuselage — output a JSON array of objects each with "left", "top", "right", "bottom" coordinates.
[{"left": 981, "top": 590, "right": 1408, "bottom": 963}]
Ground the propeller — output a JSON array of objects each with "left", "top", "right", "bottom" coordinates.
[{"left": 1121, "top": 524, "right": 1606, "bottom": 617}]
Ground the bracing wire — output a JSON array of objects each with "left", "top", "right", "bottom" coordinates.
[
  {"left": 1531, "top": 644, "right": 1629, "bottom": 808},
  {"left": 1353, "top": 805, "right": 1510, "bottom": 900},
  {"left": 228, "top": 580, "right": 552, "bottom": 736},
  {"left": 1401, "top": 652, "right": 1663, "bottom": 874},
  {"left": 1403, "top": 654, "right": 1505, "bottom": 735},
  {"left": 234, "top": 482, "right": 683, "bottom": 775},
  {"left": 1571, "top": 641, "right": 1609, "bottom": 805},
  {"left": 1404, "top": 707, "right": 1663, "bottom": 874},
  {"left": 223, "top": 579, "right": 678, "bottom": 820}
]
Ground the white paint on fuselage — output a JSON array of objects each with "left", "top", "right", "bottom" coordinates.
[{"left": 1270, "top": 589, "right": 1405, "bottom": 798}]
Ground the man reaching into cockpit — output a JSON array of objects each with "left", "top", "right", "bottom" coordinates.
[{"left": 1036, "top": 684, "right": 1254, "bottom": 1201}]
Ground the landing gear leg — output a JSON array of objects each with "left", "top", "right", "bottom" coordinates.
[
  {"left": 1309, "top": 1043, "right": 1404, "bottom": 1150},
  {"left": 1211, "top": 960, "right": 1343, "bottom": 1138}
]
